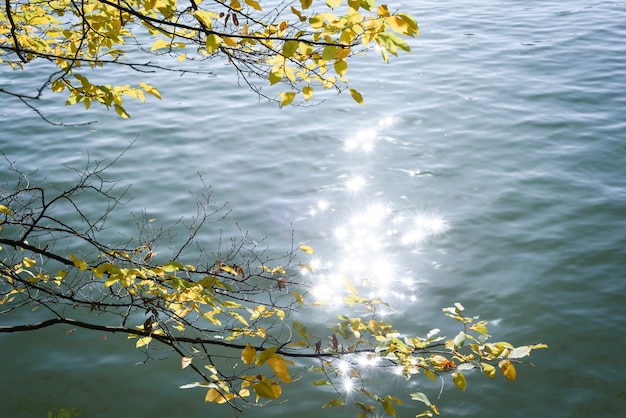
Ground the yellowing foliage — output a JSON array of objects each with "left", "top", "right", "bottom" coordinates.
[
  {"left": 0, "top": 0, "right": 418, "bottom": 113},
  {"left": 0, "top": 179, "right": 547, "bottom": 418}
]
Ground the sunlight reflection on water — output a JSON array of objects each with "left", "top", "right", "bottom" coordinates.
[{"left": 298, "top": 116, "right": 449, "bottom": 315}]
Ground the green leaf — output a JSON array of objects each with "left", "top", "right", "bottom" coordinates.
[
  {"left": 322, "top": 45, "right": 337, "bottom": 60},
  {"left": 283, "top": 40, "right": 299, "bottom": 58},
  {"left": 292, "top": 320, "right": 308, "bottom": 338},
  {"left": 322, "top": 398, "right": 345, "bottom": 408},
  {"left": 381, "top": 395, "right": 398, "bottom": 417}
]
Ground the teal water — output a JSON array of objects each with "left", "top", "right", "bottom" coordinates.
[{"left": 2, "top": 1, "right": 626, "bottom": 417}]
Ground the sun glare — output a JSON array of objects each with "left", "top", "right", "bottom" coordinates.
[{"left": 345, "top": 174, "right": 366, "bottom": 192}]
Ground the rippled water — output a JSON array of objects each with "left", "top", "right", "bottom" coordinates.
[{"left": 2, "top": 1, "right": 626, "bottom": 417}]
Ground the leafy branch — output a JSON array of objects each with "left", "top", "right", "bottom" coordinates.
[{"left": 0, "top": 156, "right": 546, "bottom": 417}]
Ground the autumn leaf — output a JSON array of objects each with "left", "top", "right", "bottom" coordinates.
[
  {"left": 242, "top": 343, "right": 256, "bottom": 365},
  {"left": 266, "top": 355, "right": 293, "bottom": 382},
  {"left": 298, "top": 244, "right": 314, "bottom": 254},
  {"left": 452, "top": 371, "right": 467, "bottom": 391},
  {"left": 499, "top": 360, "right": 517, "bottom": 381}
]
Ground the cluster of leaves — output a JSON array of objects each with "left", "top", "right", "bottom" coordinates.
[
  {"left": 0, "top": 161, "right": 546, "bottom": 417},
  {"left": 0, "top": 0, "right": 418, "bottom": 115}
]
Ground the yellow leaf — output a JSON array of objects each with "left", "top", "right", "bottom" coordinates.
[
  {"left": 469, "top": 321, "right": 489, "bottom": 335},
  {"left": 205, "top": 388, "right": 235, "bottom": 404},
  {"left": 381, "top": 395, "right": 398, "bottom": 417},
  {"left": 334, "top": 59, "right": 348, "bottom": 77},
  {"left": 423, "top": 368, "right": 437, "bottom": 381},
  {"left": 221, "top": 265, "right": 238, "bottom": 275},
  {"left": 271, "top": 266, "right": 286, "bottom": 275},
  {"left": 452, "top": 371, "right": 466, "bottom": 391},
  {"left": 350, "top": 88, "right": 364, "bottom": 105},
  {"left": 51, "top": 79, "right": 65, "bottom": 93},
  {"left": 278, "top": 92, "right": 296, "bottom": 107},
  {"left": 269, "top": 66, "right": 284, "bottom": 85},
  {"left": 253, "top": 381, "right": 281, "bottom": 400},
  {"left": 218, "top": 36, "right": 235, "bottom": 47},
  {"left": 300, "top": 0, "right": 313, "bottom": 9},
  {"left": 139, "top": 82, "right": 162, "bottom": 100},
  {"left": 150, "top": 39, "right": 170, "bottom": 51},
  {"left": 275, "top": 309, "right": 285, "bottom": 320},
  {"left": 194, "top": 10, "right": 217, "bottom": 29},
  {"left": 326, "top": 0, "right": 341, "bottom": 8},
  {"left": 499, "top": 360, "right": 517, "bottom": 381},
  {"left": 0, "top": 205, "right": 12, "bottom": 215},
  {"left": 206, "top": 34, "right": 222, "bottom": 53},
  {"left": 181, "top": 357, "right": 193, "bottom": 369},
  {"left": 22, "top": 257, "right": 36, "bottom": 268},
  {"left": 242, "top": 343, "right": 256, "bottom": 365},
  {"left": 285, "top": 66, "right": 296, "bottom": 82},
  {"left": 231, "top": 311, "right": 249, "bottom": 326},
  {"left": 291, "top": 291, "right": 305, "bottom": 306},
  {"left": 302, "top": 86, "right": 313, "bottom": 101},
  {"left": 136, "top": 336, "right": 152, "bottom": 348},
  {"left": 299, "top": 244, "right": 314, "bottom": 254},
  {"left": 267, "top": 355, "right": 292, "bottom": 382},
  {"left": 244, "top": 0, "right": 262, "bottom": 10},
  {"left": 398, "top": 13, "right": 419, "bottom": 36},
  {"left": 377, "top": 4, "right": 390, "bottom": 17},
  {"left": 114, "top": 104, "right": 130, "bottom": 119},
  {"left": 69, "top": 254, "right": 89, "bottom": 271},
  {"left": 255, "top": 347, "right": 278, "bottom": 366},
  {"left": 481, "top": 362, "right": 496, "bottom": 379}
]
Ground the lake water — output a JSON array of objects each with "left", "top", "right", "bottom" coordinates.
[{"left": 1, "top": 1, "right": 626, "bottom": 417}]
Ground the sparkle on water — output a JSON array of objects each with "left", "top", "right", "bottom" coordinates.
[{"left": 298, "top": 116, "right": 449, "bottom": 393}]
